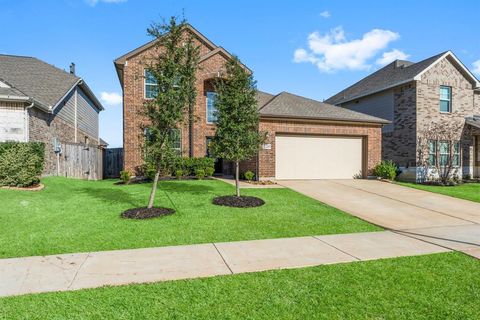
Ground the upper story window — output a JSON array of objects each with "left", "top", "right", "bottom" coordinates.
[
  {"left": 144, "top": 69, "right": 158, "bottom": 99},
  {"left": 439, "top": 86, "right": 452, "bottom": 113},
  {"left": 206, "top": 92, "right": 218, "bottom": 123}
]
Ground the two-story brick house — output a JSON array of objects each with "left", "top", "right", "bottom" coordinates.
[
  {"left": 327, "top": 51, "right": 480, "bottom": 181},
  {"left": 115, "top": 25, "right": 388, "bottom": 180}
]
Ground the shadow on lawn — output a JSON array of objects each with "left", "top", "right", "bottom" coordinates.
[
  {"left": 78, "top": 188, "right": 143, "bottom": 207},
  {"left": 156, "top": 180, "right": 216, "bottom": 194}
]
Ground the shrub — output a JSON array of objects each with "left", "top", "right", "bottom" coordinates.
[
  {"left": 205, "top": 167, "right": 215, "bottom": 177},
  {"left": 0, "top": 142, "right": 45, "bottom": 187},
  {"left": 120, "top": 170, "right": 131, "bottom": 184},
  {"left": 195, "top": 169, "right": 205, "bottom": 180},
  {"left": 244, "top": 170, "right": 255, "bottom": 181},
  {"left": 373, "top": 160, "right": 397, "bottom": 180},
  {"left": 175, "top": 169, "right": 183, "bottom": 179},
  {"left": 172, "top": 157, "right": 215, "bottom": 176}
]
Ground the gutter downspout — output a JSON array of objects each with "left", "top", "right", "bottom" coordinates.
[{"left": 24, "top": 101, "right": 34, "bottom": 142}]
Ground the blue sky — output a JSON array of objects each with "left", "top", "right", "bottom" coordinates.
[{"left": 1, "top": 0, "right": 479, "bottom": 147}]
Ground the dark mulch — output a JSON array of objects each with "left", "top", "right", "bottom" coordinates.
[
  {"left": 121, "top": 207, "right": 175, "bottom": 219},
  {"left": 212, "top": 195, "right": 265, "bottom": 208}
]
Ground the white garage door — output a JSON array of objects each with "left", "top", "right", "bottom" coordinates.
[{"left": 275, "top": 135, "right": 363, "bottom": 180}]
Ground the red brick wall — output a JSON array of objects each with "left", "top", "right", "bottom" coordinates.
[
  {"left": 122, "top": 37, "right": 228, "bottom": 174},
  {"left": 258, "top": 119, "right": 382, "bottom": 179}
]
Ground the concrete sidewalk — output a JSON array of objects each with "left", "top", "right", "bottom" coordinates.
[{"left": 0, "top": 231, "right": 448, "bottom": 297}]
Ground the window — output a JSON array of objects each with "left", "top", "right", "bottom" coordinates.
[
  {"left": 169, "top": 129, "right": 182, "bottom": 153},
  {"left": 439, "top": 141, "right": 450, "bottom": 166},
  {"left": 144, "top": 69, "right": 158, "bottom": 99},
  {"left": 428, "top": 140, "right": 437, "bottom": 166},
  {"left": 206, "top": 92, "right": 218, "bottom": 123},
  {"left": 453, "top": 142, "right": 460, "bottom": 167},
  {"left": 439, "top": 86, "right": 451, "bottom": 112}
]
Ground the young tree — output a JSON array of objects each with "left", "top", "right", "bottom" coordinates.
[
  {"left": 417, "top": 121, "right": 464, "bottom": 184},
  {"left": 210, "top": 56, "right": 265, "bottom": 197},
  {"left": 142, "top": 17, "right": 200, "bottom": 209}
]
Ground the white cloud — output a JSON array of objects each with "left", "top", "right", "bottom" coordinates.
[
  {"left": 85, "top": 0, "right": 127, "bottom": 6},
  {"left": 100, "top": 92, "right": 122, "bottom": 107},
  {"left": 293, "top": 26, "right": 401, "bottom": 72},
  {"left": 319, "top": 11, "right": 331, "bottom": 18},
  {"left": 376, "top": 49, "right": 410, "bottom": 66},
  {"left": 473, "top": 60, "right": 480, "bottom": 76}
]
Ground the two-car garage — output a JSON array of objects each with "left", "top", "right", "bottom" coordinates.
[
  {"left": 274, "top": 134, "right": 364, "bottom": 180},
  {"left": 255, "top": 91, "right": 388, "bottom": 181}
]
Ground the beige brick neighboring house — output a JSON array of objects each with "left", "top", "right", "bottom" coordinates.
[
  {"left": 0, "top": 55, "right": 104, "bottom": 175},
  {"left": 115, "top": 25, "right": 388, "bottom": 180},
  {"left": 327, "top": 51, "right": 480, "bottom": 181}
]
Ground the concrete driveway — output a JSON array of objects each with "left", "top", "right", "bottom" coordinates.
[{"left": 279, "top": 179, "right": 480, "bottom": 256}]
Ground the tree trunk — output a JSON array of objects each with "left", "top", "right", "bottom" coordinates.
[
  {"left": 235, "top": 160, "right": 240, "bottom": 197},
  {"left": 147, "top": 170, "right": 161, "bottom": 209}
]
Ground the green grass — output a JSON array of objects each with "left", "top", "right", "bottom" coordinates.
[
  {"left": 0, "top": 177, "right": 378, "bottom": 258},
  {"left": 399, "top": 182, "right": 480, "bottom": 203},
  {"left": 0, "top": 252, "right": 478, "bottom": 319}
]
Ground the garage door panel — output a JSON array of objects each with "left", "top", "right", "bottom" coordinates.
[{"left": 275, "top": 135, "right": 363, "bottom": 180}]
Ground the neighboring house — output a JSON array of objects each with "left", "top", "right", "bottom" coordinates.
[
  {"left": 115, "top": 25, "right": 388, "bottom": 180},
  {"left": 327, "top": 51, "right": 480, "bottom": 181},
  {"left": 0, "top": 54, "right": 104, "bottom": 175}
]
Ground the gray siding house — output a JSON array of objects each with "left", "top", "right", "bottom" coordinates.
[
  {"left": 0, "top": 54, "right": 104, "bottom": 175},
  {"left": 327, "top": 51, "right": 480, "bottom": 181}
]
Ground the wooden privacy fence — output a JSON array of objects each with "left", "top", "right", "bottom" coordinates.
[
  {"left": 103, "top": 148, "right": 124, "bottom": 178},
  {"left": 57, "top": 142, "right": 103, "bottom": 180}
]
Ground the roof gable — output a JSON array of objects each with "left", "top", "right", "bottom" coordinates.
[
  {"left": 114, "top": 24, "right": 248, "bottom": 86},
  {"left": 114, "top": 24, "right": 217, "bottom": 66},
  {"left": 327, "top": 51, "right": 480, "bottom": 105}
]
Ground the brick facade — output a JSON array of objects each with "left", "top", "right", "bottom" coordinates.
[
  {"left": 380, "top": 56, "right": 480, "bottom": 181},
  {"left": 29, "top": 107, "right": 98, "bottom": 175},
  {"left": 121, "top": 35, "right": 227, "bottom": 174},
  {"left": 416, "top": 57, "right": 480, "bottom": 179},
  {"left": 383, "top": 83, "right": 417, "bottom": 167}
]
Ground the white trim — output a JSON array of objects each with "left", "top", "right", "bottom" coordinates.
[
  {"left": 0, "top": 94, "right": 29, "bottom": 102},
  {"left": 413, "top": 51, "right": 480, "bottom": 87},
  {"left": 51, "top": 79, "right": 82, "bottom": 112},
  {"left": 143, "top": 68, "right": 157, "bottom": 100},
  {"left": 0, "top": 80, "right": 10, "bottom": 88}
]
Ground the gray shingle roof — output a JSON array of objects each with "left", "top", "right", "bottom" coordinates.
[
  {"left": 0, "top": 54, "right": 80, "bottom": 108},
  {"left": 326, "top": 52, "right": 447, "bottom": 105},
  {"left": 259, "top": 91, "right": 389, "bottom": 124},
  {"left": 0, "top": 86, "right": 28, "bottom": 99},
  {"left": 256, "top": 90, "right": 275, "bottom": 109}
]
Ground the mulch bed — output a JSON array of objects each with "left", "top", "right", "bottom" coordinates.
[
  {"left": 212, "top": 195, "right": 265, "bottom": 208},
  {"left": 121, "top": 207, "right": 175, "bottom": 219}
]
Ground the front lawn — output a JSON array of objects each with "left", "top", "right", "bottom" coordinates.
[
  {"left": 399, "top": 182, "right": 480, "bottom": 203},
  {"left": 0, "top": 252, "right": 478, "bottom": 319},
  {"left": 0, "top": 177, "right": 378, "bottom": 258}
]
